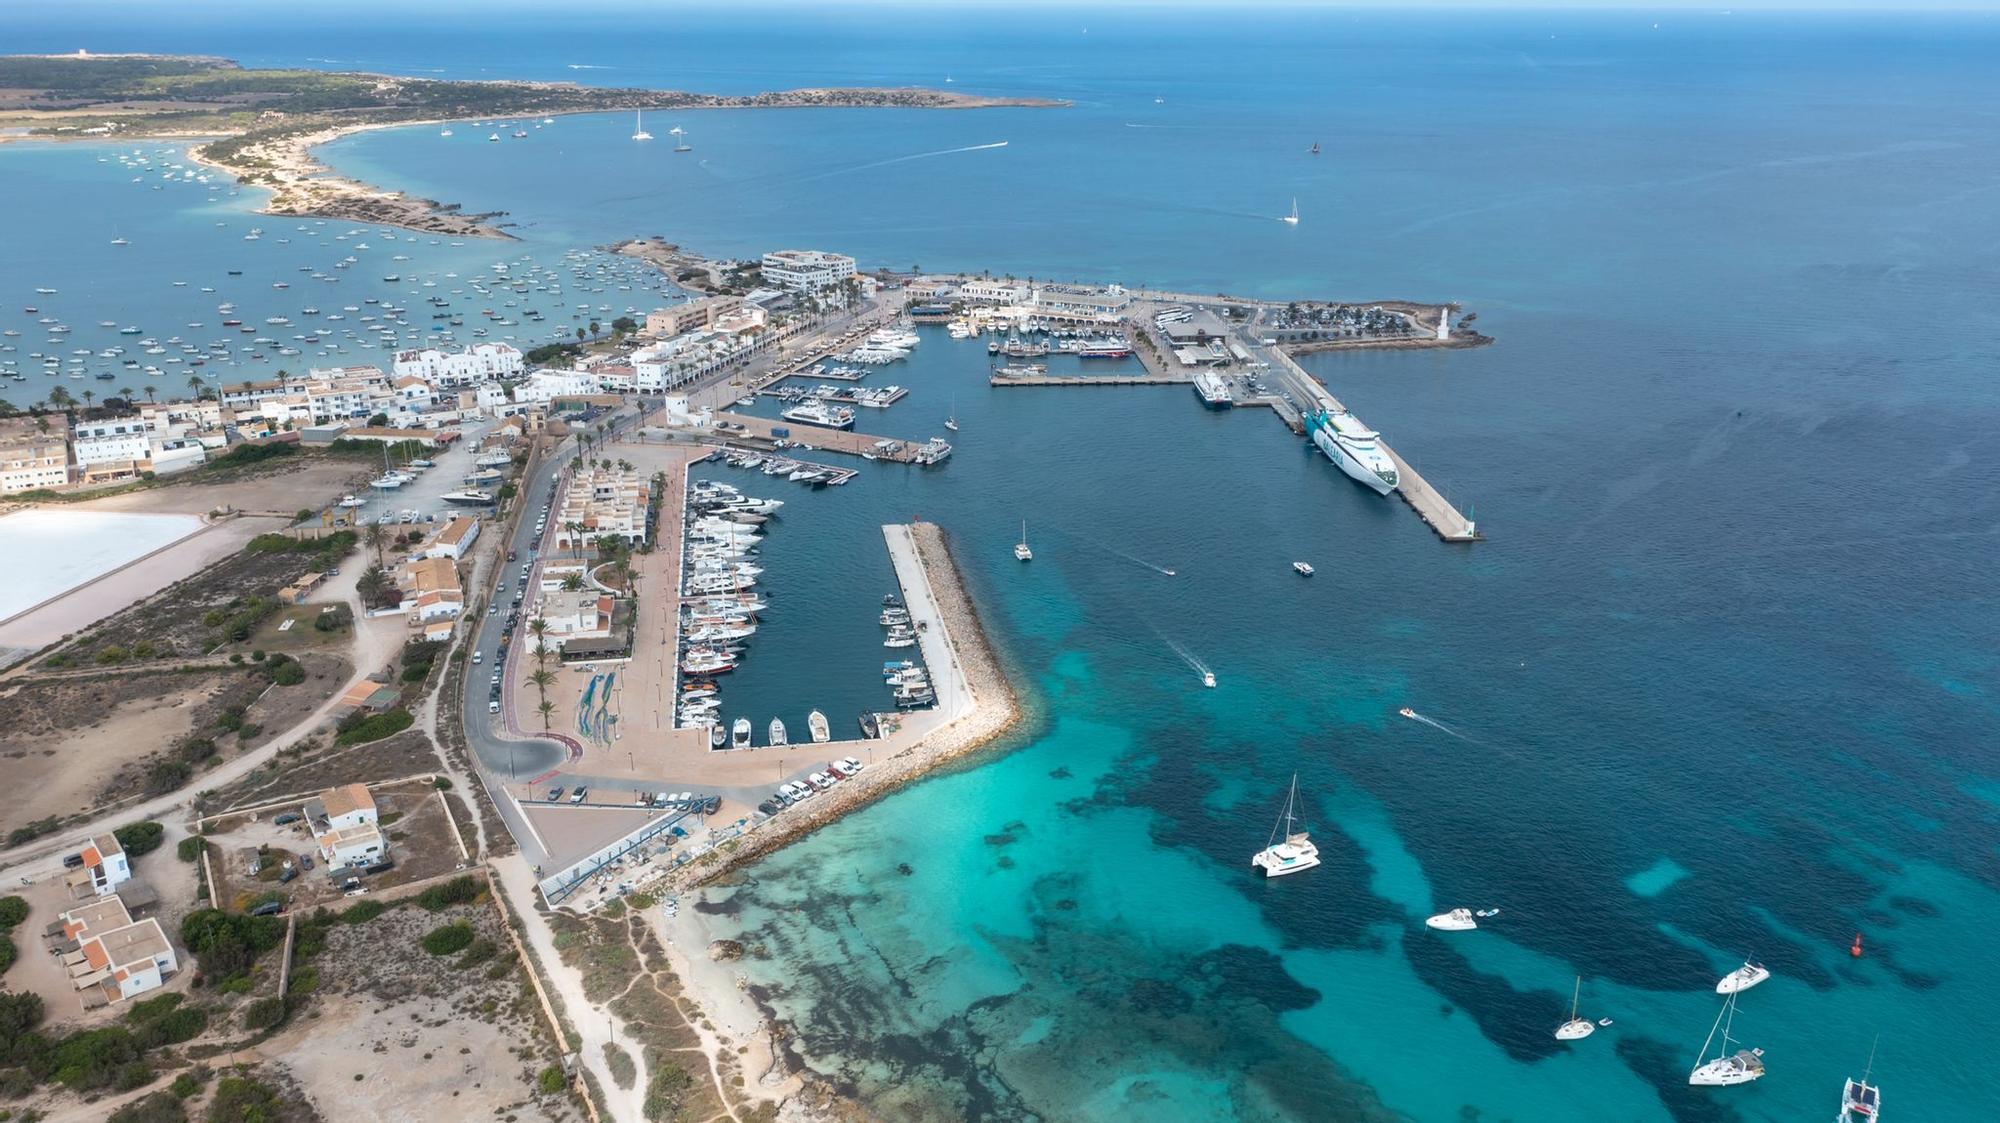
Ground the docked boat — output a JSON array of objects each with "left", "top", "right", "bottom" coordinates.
[
  {"left": 781, "top": 400, "right": 856, "bottom": 430},
  {"left": 441, "top": 490, "right": 493, "bottom": 506},
  {"left": 336, "top": 495, "right": 366, "bottom": 508},
  {"left": 1076, "top": 338, "right": 1132, "bottom": 358},
  {"left": 1307, "top": 408, "right": 1400, "bottom": 495},
  {"left": 1688, "top": 993, "right": 1765, "bottom": 1086},
  {"left": 730, "top": 718, "right": 751, "bottom": 749},
  {"left": 1293, "top": 561, "right": 1314, "bottom": 576},
  {"left": 709, "top": 725, "right": 727, "bottom": 750},
  {"left": 1014, "top": 520, "right": 1033, "bottom": 562},
  {"left": 1715, "top": 960, "right": 1770, "bottom": 995},
  {"left": 1425, "top": 908, "right": 1478, "bottom": 931},
  {"left": 1251, "top": 773, "right": 1320, "bottom": 878},
  {"left": 884, "top": 627, "right": 917, "bottom": 649},
  {"left": 858, "top": 712, "right": 881, "bottom": 739},
  {"left": 768, "top": 718, "right": 788, "bottom": 746},
  {"left": 1554, "top": 977, "right": 1596, "bottom": 1041},
  {"left": 1192, "top": 371, "right": 1234, "bottom": 409},
  {"left": 808, "top": 709, "right": 830, "bottom": 743}
]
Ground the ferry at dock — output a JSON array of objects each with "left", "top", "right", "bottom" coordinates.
[
  {"left": 781, "top": 400, "right": 856, "bottom": 430},
  {"left": 1193, "top": 371, "right": 1233, "bottom": 409},
  {"left": 1307, "top": 409, "right": 1399, "bottom": 495}
]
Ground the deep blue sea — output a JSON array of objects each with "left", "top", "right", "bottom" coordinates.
[{"left": 7, "top": 5, "right": 2000, "bottom": 1120}]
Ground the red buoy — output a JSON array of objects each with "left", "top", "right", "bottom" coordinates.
[{"left": 1850, "top": 932, "right": 1864, "bottom": 958}]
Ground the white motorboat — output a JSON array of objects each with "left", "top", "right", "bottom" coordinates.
[
  {"left": 1688, "top": 992, "right": 1766, "bottom": 1086},
  {"left": 768, "top": 718, "right": 788, "bottom": 746},
  {"left": 1251, "top": 773, "right": 1320, "bottom": 878},
  {"left": 1293, "top": 561, "right": 1314, "bottom": 576},
  {"left": 1425, "top": 908, "right": 1478, "bottom": 931},
  {"left": 1202, "top": 671, "right": 1216, "bottom": 688},
  {"left": 1716, "top": 960, "right": 1771, "bottom": 995},
  {"left": 1554, "top": 976, "right": 1596, "bottom": 1041},
  {"left": 808, "top": 709, "right": 830, "bottom": 743},
  {"left": 731, "top": 718, "right": 751, "bottom": 749},
  {"left": 336, "top": 494, "right": 366, "bottom": 508},
  {"left": 1014, "top": 520, "right": 1033, "bottom": 562}
]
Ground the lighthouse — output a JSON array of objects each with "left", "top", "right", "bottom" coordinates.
[{"left": 1436, "top": 307, "right": 1451, "bottom": 342}]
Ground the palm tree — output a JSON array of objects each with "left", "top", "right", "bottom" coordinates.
[
  {"left": 81, "top": 390, "right": 94, "bottom": 411},
  {"left": 559, "top": 573, "right": 584, "bottom": 593},
  {"left": 536, "top": 699, "right": 555, "bottom": 730},
  {"left": 143, "top": 385, "right": 157, "bottom": 403},
  {"left": 526, "top": 667, "right": 555, "bottom": 708},
  {"left": 187, "top": 375, "right": 204, "bottom": 399},
  {"left": 363, "top": 523, "right": 386, "bottom": 567},
  {"left": 119, "top": 386, "right": 135, "bottom": 404},
  {"left": 48, "top": 387, "right": 73, "bottom": 410},
  {"left": 528, "top": 617, "right": 551, "bottom": 668},
  {"left": 588, "top": 319, "right": 601, "bottom": 338}
]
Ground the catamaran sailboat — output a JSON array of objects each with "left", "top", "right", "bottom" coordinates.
[
  {"left": 1688, "top": 992, "right": 1766, "bottom": 1086},
  {"left": 1554, "top": 976, "right": 1596, "bottom": 1041},
  {"left": 1281, "top": 198, "right": 1299, "bottom": 226},
  {"left": 632, "top": 110, "right": 654, "bottom": 142},
  {"left": 1014, "top": 520, "right": 1032, "bottom": 562},
  {"left": 1839, "top": 1041, "right": 1881, "bottom": 1121},
  {"left": 1251, "top": 773, "right": 1320, "bottom": 877}
]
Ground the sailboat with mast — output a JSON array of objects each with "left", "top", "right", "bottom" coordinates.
[
  {"left": 1838, "top": 1039, "right": 1881, "bottom": 1121},
  {"left": 1281, "top": 198, "right": 1299, "bottom": 226},
  {"left": 631, "top": 110, "right": 653, "bottom": 142},
  {"left": 670, "top": 124, "right": 691, "bottom": 153},
  {"left": 1014, "top": 520, "right": 1032, "bottom": 561},
  {"left": 945, "top": 396, "right": 959, "bottom": 432},
  {"left": 1688, "top": 992, "right": 1766, "bottom": 1086},
  {"left": 1252, "top": 774, "right": 1320, "bottom": 877},
  {"left": 1554, "top": 976, "right": 1596, "bottom": 1041}
]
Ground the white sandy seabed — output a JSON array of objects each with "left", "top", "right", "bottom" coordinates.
[{"left": 0, "top": 508, "right": 204, "bottom": 621}]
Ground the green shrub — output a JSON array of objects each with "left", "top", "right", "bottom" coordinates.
[
  {"left": 122, "top": 993, "right": 182, "bottom": 1022},
  {"left": 0, "top": 898, "right": 27, "bottom": 929},
  {"left": 338, "top": 900, "right": 386, "bottom": 924},
  {"left": 431, "top": 776, "right": 452, "bottom": 791},
  {"left": 334, "top": 709, "right": 412, "bottom": 746},
  {"left": 179, "top": 910, "right": 284, "bottom": 978},
  {"left": 177, "top": 837, "right": 207, "bottom": 863},
  {"left": 311, "top": 605, "right": 350, "bottom": 633},
  {"left": 0, "top": 937, "right": 14, "bottom": 976},
  {"left": 113, "top": 821, "right": 165, "bottom": 857},
  {"left": 414, "top": 875, "right": 479, "bottom": 912},
  {"left": 205, "top": 1074, "right": 288, "bottom": 1119},
  {"left": 536, "top": 1065, "right": 566, "bottom": 1095},
  {"left": 421, "top": 922, "right": 475, "bottom": 956},
  {"left": 0, "top": 1065, "right": 36, "bottom": 1099},
  {"left": 132, "top": 1007, "right": 205, "bottom": 1050},
  {"left": 144, "top": 761, "right": 192, "bottom": 796},
  {"left": 271, "top": 662, "right": 305, "bottom": 686},
  {"left": 5, "top": 819, "right": 58, "bottom": 848},
  {"left": 177, "top": 737, "right": 217, "bottom": 764},
  {"left": 456, "top": 938, "right": 498, "bottom": 969},
  {"left": 240, "top": 997, "right": 287, "bottom": 1031},
  {"left": 169, "top": 1066, "right": 209, "bottom": 1098},
  {"left": 108, "top": 1090, "right": 185, "bottom": 1123},
  {"left": 641, "top": 1061, "right": 695, "bottom": 1121},
  {"left": 111, "top": 1059, "right": 152, "bottom": 1092},
  {"left": 97, "top": 646, "right": 128, "bottom": 665},
  {"left": 48, "top": 1025, "right": 141, "bottom": 1090}
]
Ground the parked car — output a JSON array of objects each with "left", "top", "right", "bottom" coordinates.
[
  {"left": 488, "top": 701, "right": 500, "bottom": 714},
  {"left": 808, "top": 772, "right": 834, "bottom": 792},
  {"left": 300, "top": 854, "right": 314, "bottom": 871},
  {"left": 249, "top": 899, "right": 285, "bottom": 917},
  {"left": 62, "top": 854, "right": 84, "bottom": 869},
  {"left": 569, "top": 787, "right": 588, "bottom": 804},
  {"left": 472, "top": 651, "right": 483, "bottom": 664},
  {"left": 273, "top": 811, "right": 302, "bottom": 826},
  {"left": 278, "top": 866, "right": 298, "bottom": 884},
  {"left": 837, "top": 757, "right": 864, "bottom": 775},
  {"left": 546, "top": 786, "right": 564, "bottom": 802},
  {"left": 363, "top": 858, "right": 394, "bottom": 875}
]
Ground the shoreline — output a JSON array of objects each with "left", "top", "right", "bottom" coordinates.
[{"left": 663, "top": 520, "right": 1022, "bottom": 891}]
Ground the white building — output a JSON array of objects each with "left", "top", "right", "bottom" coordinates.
[
  {"left": 554, "top": 465, "right": 651, "bottom": 549},
  {"left": 515, "top": 370, "right": 602, "bottom": 404},
  {"left": 761, "top": 249, "right": 856, "bottom": 293},
  {"left": 533, "top": 590, "right": 614, "bottom": 652},
  {"left": 958, "top": 280, "right": 1031, "bottom": 305},
  {"left": 70, "top": 416, "right": 156, "bottom": 476},
  {"left": 52, "top": 895, "right": 178, "bottom": 1009},
  {"left": 65, "top": 833, "right": 131, "bottom": 898},
  {"left": 0, "top": 417, "right": 71, "bottom": 493},
  {"left": 305, "top": 783, "right": 388, "bottom": 868},
  {"left": 391, "top": 342, "right": 525, "bottom": 387},
  {"left": 422, "top": 517, "right": 481, "bottom": 561}
]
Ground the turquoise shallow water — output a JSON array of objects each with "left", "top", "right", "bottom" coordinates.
[{"left": 7, "top": 5, "right": 2000, "bottom": 1119}]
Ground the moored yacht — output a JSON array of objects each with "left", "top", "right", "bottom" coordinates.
[
  {"left": 1014, "top": 520, "right": 1033, "bottom": 561},
  {"left": 1715, "top": 960, "right": 1771, "bottom": 995},
  {"left": 1307, "top": 408, "right": 1399, "bottom": 495},
  {"left": 1251, "top": 774, "right": 1320, "bottom": 877},
  {"left": 1554, "top": 977, "right": 1596, "bottom": 1041},
  {"left": 1425, "top": 908, "right": 1478, "bottom": 931},
  {"left": 1688, "top": 992, "right": 1765, "bottom": 1086},
  {"left": 731, "top": 717, "right": 751, "bottom": 749},
  {"left": 768, "top": 717, "right": 787, "bottom": 746}
]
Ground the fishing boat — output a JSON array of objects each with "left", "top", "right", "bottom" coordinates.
[
  {"left": 730, "top": 718, "right": 751, "bottom": 749},
  {"left": 1425, "top": 908, "right": 1478, "bottom": 931},
  {"left": 1716, "top": 960, "right": 1771, "bottom": 995},
  {"left": 768, "top": 718, "right": 788, "bottom": 746},
  {"left": 1202, "top": 671, "right": 1216, "bottom": 688},
  {"left": 1014, "top": 520, "right": 1033, "bottom": 562},
  {"left": 1251, "top": 774, "right": 1320, "bottom": 877},
  {"left": 1688, "top": 992, "right": 1766, "bottom": 1086},
  {"left": 1282, "top": 198, "right": 1300, "bottom": 226},
  {"left": 632, "top": 110, "right": 653, "bottom": 141},
  {"left": 1293, "top": 561, "right": 1314, "bottom": 576},
  {"left": 808, "top": 710, "right": 830, "bottom": 743},
  {"left": 1555, "top": 977, "right": 1596, "bottom": 1041}
]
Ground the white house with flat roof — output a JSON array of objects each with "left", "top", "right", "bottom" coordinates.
[
  {"left": 65, "top": 833, "right": 130, "bottom": 899},
  {"left": 761, "top": 249, "right": 856, "bottom": 293},
  {"left": 50, "top": 894, "right": 178, "bottom": 1008},
  {"left": 305, "top": 783, "right": 387, "bottom": 868}
]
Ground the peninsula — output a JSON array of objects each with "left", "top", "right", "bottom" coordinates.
[{"left": 0, "top": 52, "right": 1064, "bottom": 236}]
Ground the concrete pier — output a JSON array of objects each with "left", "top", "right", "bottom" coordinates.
[
  {"left": 989, "top": 373, "right": 1191, "bottom": 388},
  {"left": 712, "top": 410, "right": 942, "bottom": 466}
]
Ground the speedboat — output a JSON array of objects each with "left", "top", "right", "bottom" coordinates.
[
  {"left": 768, "top": 718, "right": 787, "bottom": 746},
  {"left": 1425, "top": 908, "right": 1478, "bottom": 931},
  {"left": 808, "top": 709, "right": 830, "bottom": 743},
  {"left": 1293, "top": 561, "right": 1314, "bottom": 576},
  {"left": 1251, "top": 774, "right": 1320, "bottom": 878},
  {"left": 709, "top": 725, "right": 727, "bottom": 750},
  {"left": 1716, "top": 960, "right": 1771, "bottom": 995},
  {"left": 731, "top": 718, "right": 751, "bottom": 749},
  {"left": 1202, "top": 672, "right": 1216, "bottom": 688},
  {"left": 1399, "top": 707, "right": 1417, "bottom": 719}
]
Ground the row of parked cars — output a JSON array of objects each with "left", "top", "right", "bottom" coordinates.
[{"left": 765, "top": 757, "right": 865, "bottom": 813}]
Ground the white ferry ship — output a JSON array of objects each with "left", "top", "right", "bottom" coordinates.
[
  {"left": 1192, "top": 371, "right": 1233, "bottom": 409},
  {"left": 1307, "top": 409, "right": 1399, "bottom": 495},
  {"left": 781, "top": 400, "right": 856, "bottom": 430}
]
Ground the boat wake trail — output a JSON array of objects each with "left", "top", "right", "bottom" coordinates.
[
  {"left": 792, "top": 140, "right": 1010, "bottom": 184},
  {"left": 1083, "top": 536, "right": 1177, "bottom": 576},
  {"left": 1400, "top": 709, "right": 1483, "bottom": 745},
  {"left": 1164, "top": 637, "right": 1212, "bottom": 681}
]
